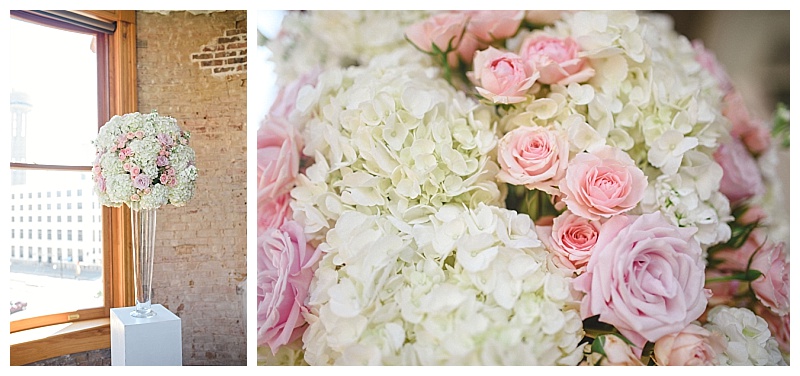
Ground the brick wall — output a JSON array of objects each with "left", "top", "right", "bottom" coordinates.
[
  {"left": 136, "top": 10, "right": 247, "bottom": 366},
  {"left": 190, "top": 27, "right": 247, "bottom": 76},
  {"left": 26, "top": 348, "right": 111, "bottom": 366}
]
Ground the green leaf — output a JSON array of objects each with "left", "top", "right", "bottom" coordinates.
[{"left": 772, "top": 102, "right": 790, "bottom": 148}]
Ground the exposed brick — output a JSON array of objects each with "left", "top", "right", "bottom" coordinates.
[
  {"left": 191, "top": 53, "right": 213, "bottom": 60},
  {"left": 214, "top": 51, "right": 237, "bottom": 58},
  {"left": 213, "top": 66, "right": 235, "bottom": 74},
  {"left": 225, "top": 28, "right": 246, "bottom": 36},
  {"left": 136, "top": 10, "right": 246, "bottom": 366},
  {"left": 217, "top": 36, "right": 240, "bottom": 44},
  {"left": 200, "top": 60, "right": 223, "bottom": 67}
]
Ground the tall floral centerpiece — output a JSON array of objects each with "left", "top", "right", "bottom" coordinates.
[
  {"left": 93, "top": 111, "right": 198, "bottom": 318},
  {"left": 257, "top": 10, "right": 789, "bottom": 365}
]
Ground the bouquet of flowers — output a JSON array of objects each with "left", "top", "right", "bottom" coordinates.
[
  {"left": 92, "top": 111, "right": 198, "bottom": 210},
  {"left": 257, "top": 10, "right": 789, "bottom": 366}
]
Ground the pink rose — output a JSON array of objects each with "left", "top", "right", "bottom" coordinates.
[
  {"left": 257, "top": 220, "right": 322, "bottom": 354},
  {"left": 524, "top": 10, "right": 570, "bottom": 25},
  {"left": 573, "top": 212, "right": 708, "bottom": 354},
  {"left": 496, "top": 126, "right": 569, "bottom": 194},
  {"left": 692, "top": 40, "right": 733, "bottom": 94},
  {"left": 537, "top": 210, "right": 601, "bottom": 272},
  {"left": 258, "top": 193, "right": 292, "bottom": 235},
  {"left": 581, "top": 334, "right": 644, "bottom": 366},
  {"left": 558, "top": 146, "right": 647, "bottom": 220},
  {"left": 723, "top": 91, "right": 771, "bottom": 155},
  {"left": 405, "top": 12, "right": 468, "bottom": 54},
  {"left": 257, "top": 117, "right": 301, "bottom": 201},
  {"left": 653, "top": 324, "right": 724, "bottom": 366},
  {"left": 464, "top": 10, "right": 524, "bottom": 42},
  {"left": 714, "top": 137, "right": 764, "bottom": 204},
  {"left": 519, "top": 34, "right": 594, "bottom": 85},
  {"left": 269, "top": 68, "right": 321, "bottom": 120},
  {"left": 469, "top": 47, "right": 538, "bottom": 104},
  {"left": 750, "top": 241, "right": 790, "bottom": 316},
  {"left": 449, "top": 11, "right": 524, "bottom": 67},
  {"left": 451, "top": 31, "right": 485, "bottom": 67}
]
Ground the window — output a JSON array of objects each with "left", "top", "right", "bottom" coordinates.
[
  {"left": 68, "top": 230, "right": 72, "bottom": 241},
  {"left": 10, "top": 10, "right": 138, "bottom": 366}
]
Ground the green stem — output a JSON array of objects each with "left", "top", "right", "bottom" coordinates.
[{"left": 705, "top": 269, "right": 763, "bottom": 284}]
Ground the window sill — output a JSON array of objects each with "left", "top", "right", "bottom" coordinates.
[{"left": 10, "top": 318, "right": 110, "bottom": 366}]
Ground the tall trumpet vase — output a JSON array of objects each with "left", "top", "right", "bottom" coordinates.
[{"left": 130, "top": 208, "right": 158, "bottom": 318}]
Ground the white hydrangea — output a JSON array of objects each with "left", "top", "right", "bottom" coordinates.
[
  {"left": 267, "top": 10, "right": 435, "bottom": 85},
  {"left": 92, "top": 111, "right": 198, "bottom": 210},
  {"left": 703, "top": 305, "right": 786, "bottom": 366},
  {"left": 754, "top": 139, "right": 790, "bottom": 246},
  {"left": 498, "top": 11, "right": 732, "bottom": 247},
  {"left": 139, "top": 183, "right": 169, "bottom": 210},
  {"left": 291, "top": 54, "right": 502, "bottom": 243},
  {"left": 302, "top": 203, "right": 584, "bottom": 365}
]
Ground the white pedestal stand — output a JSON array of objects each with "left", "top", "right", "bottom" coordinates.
[{"left": 110, "top": 304, "right": 182, "bottom": 366}]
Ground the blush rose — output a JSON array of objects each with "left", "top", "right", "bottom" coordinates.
[
  {"left": 405, "top": 12, "right": 468, "bottom": 54},
  {"left": 714, "top": 137, "right": 765, "bottom": 204},
  {"left": 558, "top": 145, "right": 647, "bottom": 220},
  {"left": 536, "top": 210, "right": 600, "bottom": 272},
  {"left": 257, "top": 117, "right": 301, "bottom": 207},
  {"left": 654, "top": 324, "right": 725, "bottom": 366},
  {"left": 257, "top": 221, "right": 322, "bottom": 354},
  {"left": 750, "top": 241, "right": 790, "bottom": 316},
  {"left": 573, "top": 212, "right": 708, "bottom": 355},
  {"left": 519, "top": 34, "right": 595, "bottom": 85},
  {"left": 496, "top": 126, "right": 569, "bottom": 194},
  {"left": 469, "top": 47, "right": 538, "bottom": 104}
]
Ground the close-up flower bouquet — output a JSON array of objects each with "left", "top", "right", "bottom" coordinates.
[
  {"left": 92, "top": 111, "right": 198, "bottom": 211},
  {"left": 256, "top": 10, "right": 789, "bottom": 366}
]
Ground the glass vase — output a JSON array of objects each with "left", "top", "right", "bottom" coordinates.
[{"left": 130, "top": 207, "right": 157, "bottom": 318}]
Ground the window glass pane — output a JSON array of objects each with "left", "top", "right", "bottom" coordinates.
[
  {"left": 9, "top": 170, "right": 104, "bottom": 320},
  {"left": 10, "top": 18, "right": 98, "bottom": 166}
]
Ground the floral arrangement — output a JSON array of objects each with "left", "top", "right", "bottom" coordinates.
[
  {"left": 257, "top": 10, "right": 789, "bottom": 366},
  {"left": 92, "top": 111, "right": 198, "bottom": 211}
]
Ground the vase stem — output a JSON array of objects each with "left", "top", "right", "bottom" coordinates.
[{"left": 130, "top": 207, "right": 157, "bottom": 318}]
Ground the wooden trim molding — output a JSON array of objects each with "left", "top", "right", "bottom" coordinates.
[{"left": 10, "top": 319, "right": 110, "bottom": 366}]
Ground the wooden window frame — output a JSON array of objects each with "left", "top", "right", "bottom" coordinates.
[{"left": 10, "top": 10, "right": 138, "bottom": 366}]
